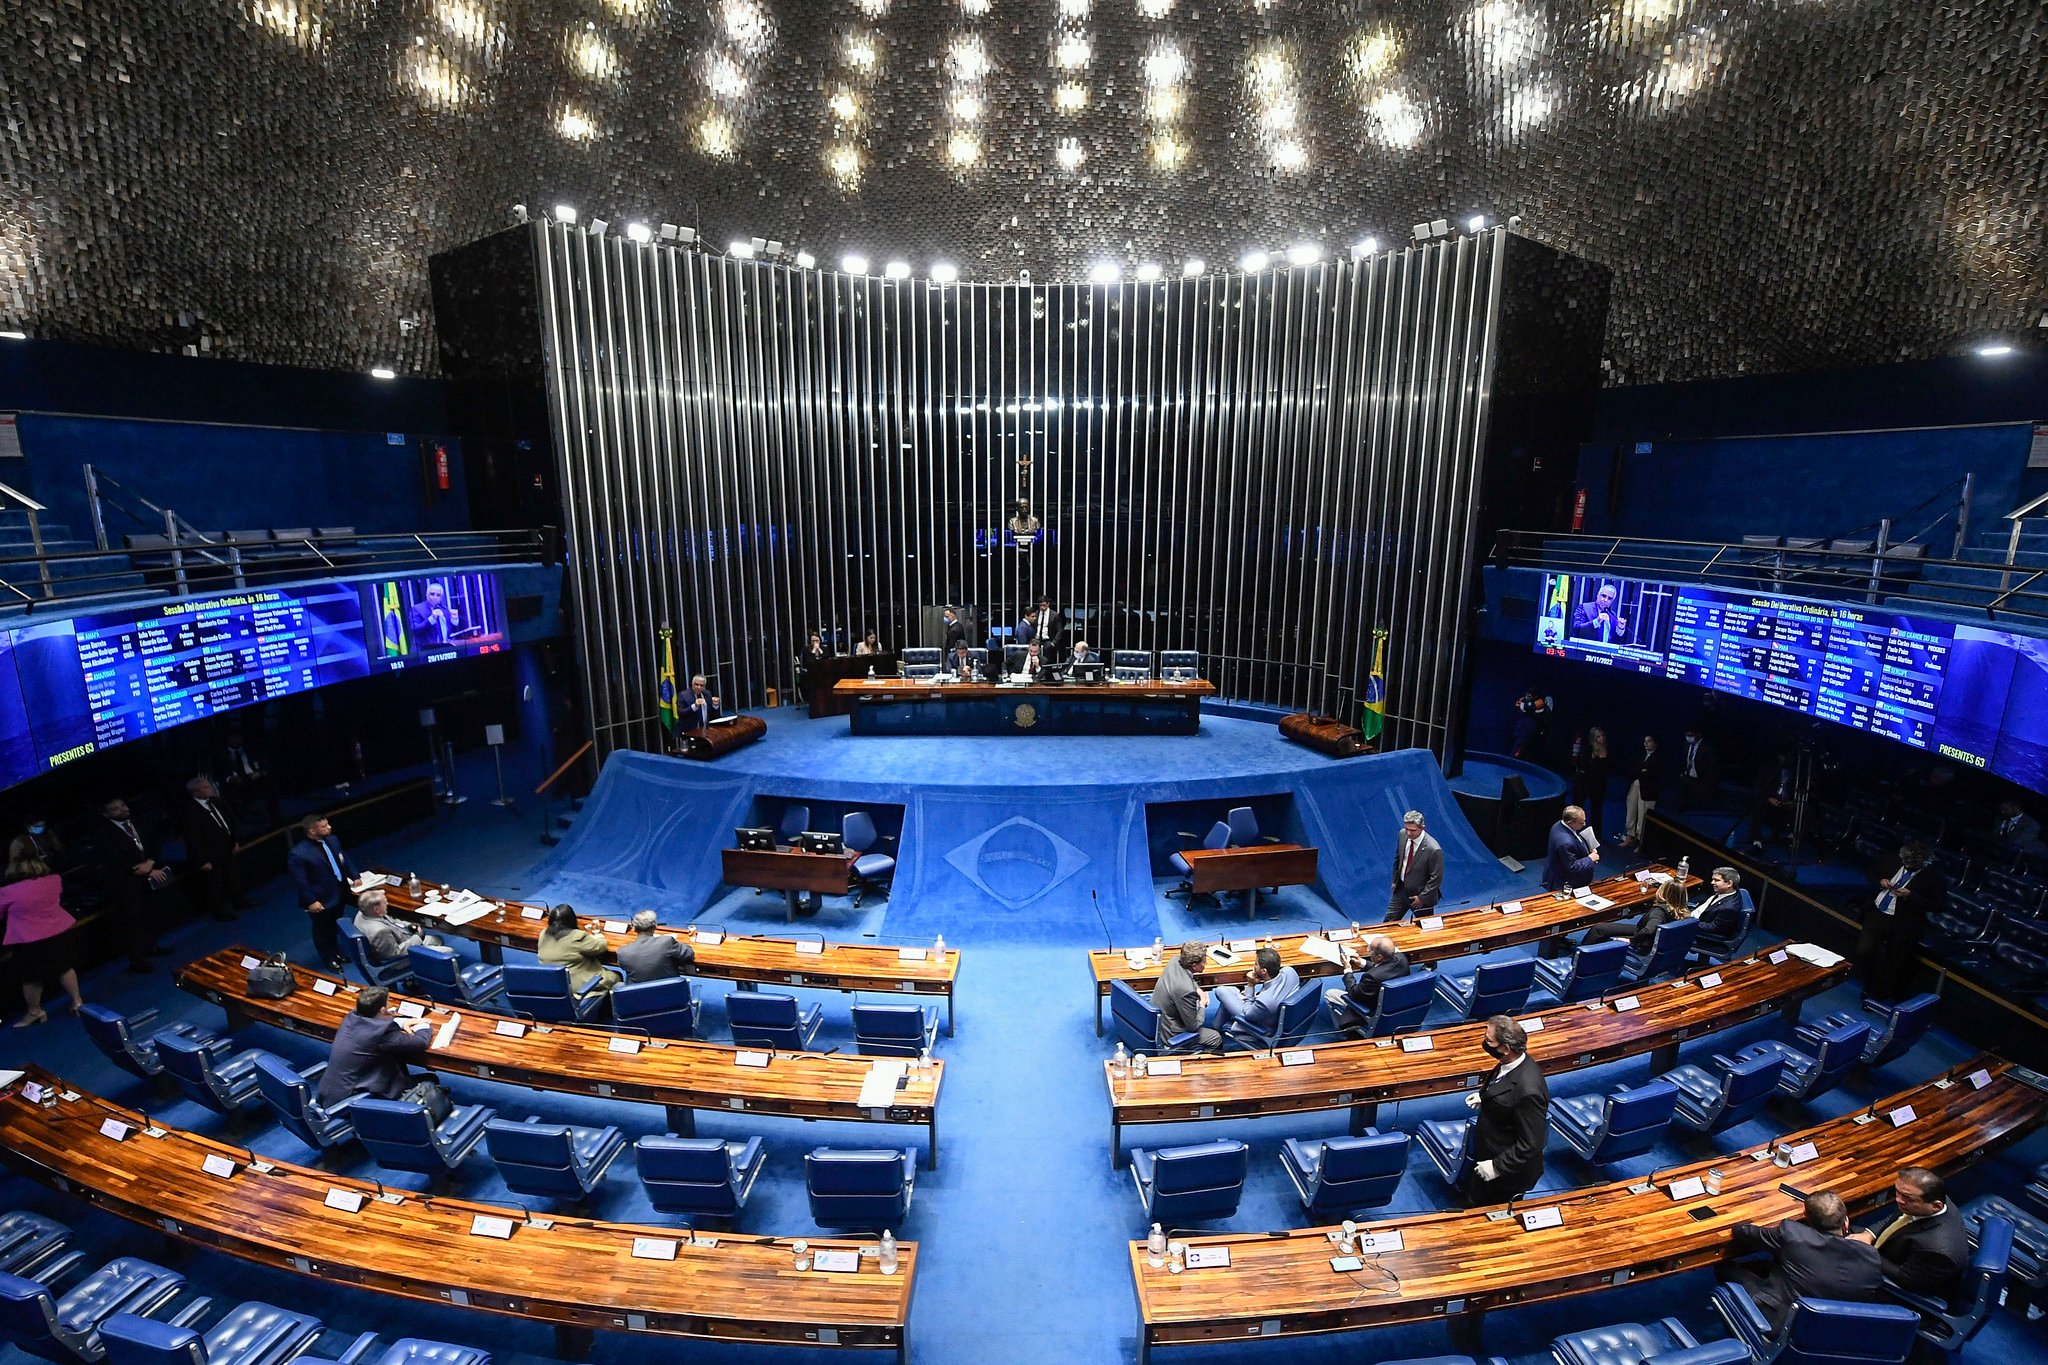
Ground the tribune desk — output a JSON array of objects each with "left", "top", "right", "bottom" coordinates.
[
  {"left": 832, "top": 677, "right": 1218, "bottom": 736},
  {"left": 1104, "top": 947, "right": 1848, "bottom": 1161},
  {"left": 1088, "top": 868, "right": 1696, "bottom": 1033},
  {"left": 719, "top": 846, "right": 859, "bottom": 924},
  {"left": 0, "top": 1068, "right": 917, "bottom": 1361},
  {"left": 1180, "top": 844, "right": 1319, "bottom": 921},
  {"left": 378, "top": 874, "right": 962, "bottom": 1034},
  {"left": 178, "top": 949, "right": 946, "bottom": 1165},
  {"left": 1127, "top": 1058, "right": 2046, "bottom": 1364}
]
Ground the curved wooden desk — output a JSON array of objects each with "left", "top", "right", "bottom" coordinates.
[
  {"left": 0, "top": 1068, "right": 915, "bottom": 1361},
  {"left": 1128, "top": 1058, "right": 2046, "bottom": 1363},
  {"left": 1089, "top": 867, "right": 1697, "bottom": 1032},
  {"left": 1104, "top": 947, "right": 1849, "bottom": 1161},
  {"left": 375, "top": 873, "right": 962, "bottom": 1034},
  {"left": 177, "top": 949, "right": 945, "bottom": 1166}
]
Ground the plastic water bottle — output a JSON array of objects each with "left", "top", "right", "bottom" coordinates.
[
  {"left": 406, "top": 871, "right": 421, "bottom": 898},
  {"left": 879, "top": 1229, "right": 898, "bottom": 1275},
  {"left": 1153, "top": 934, "right": 1163, "bottom": 958},
  {"left": 918, "top": 1047, "right": 932, "bottom": 1076},
  {"left": 1147, "top": 1223, "right": 1167, "bottom": 1268},
  {"left": 1677, "top": 855, "right": 1690, "bottom": 887},
  {"left": 867, "top": 665, "right": 876, "bottom": 680},
  {"left": 1111, "top": 1042, "right": 1129, "bottom": 1077}
]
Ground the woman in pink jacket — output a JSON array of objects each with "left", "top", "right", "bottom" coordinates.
[{"left": 2, "top": 853, "right": 84, "bottom": 1026}]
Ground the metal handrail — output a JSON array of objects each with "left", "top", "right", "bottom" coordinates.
[{"left": 0, "top": 479, "right": 52, "bottom": 599}]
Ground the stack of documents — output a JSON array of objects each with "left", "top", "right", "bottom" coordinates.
[{"left": 858, "top": 1060, "right": 910, "bottom": 1109}]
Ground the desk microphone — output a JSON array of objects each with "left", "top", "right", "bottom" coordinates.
[{"left": 1091, "top": 889, "right": 1113, "bottom": 953}]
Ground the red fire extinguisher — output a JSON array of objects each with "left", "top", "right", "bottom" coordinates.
[
  {"left": 1571, "top": 486, "right": 1587, "bottom": 531},
  {"left": 434, "top": 443, "right": 452, "bottom": 491}
]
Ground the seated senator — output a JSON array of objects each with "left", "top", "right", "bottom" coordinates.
[
  {"left": 1719, "top": 1191, "right": 1883, "bottom": 1331},
  {"left": 316, "top": 985, "right": 434, "bottom": 1105},
  {"left": 1324, "top": 934, "right": 1410, "bottom": 1028},
  {"left": 1691, "top": 866, "right": 1748, "bottom": 939},
  {"left": 1149, "top": 943, "right": 1223, "bottom": 1051},
  {"left": 353, "top": 887, "right": 438, "bottom": 963},
  {"left": 617, "top": 909, "right": 697, "bottom": 982},
  {"left": 1207, "top": 946, "right": 1300, "bottom": 1047},
  {"left": 1579, "top": 878, "right": 1688, "bottom": 955},
  {"left": 538, "top": 903, "right": 622, "bottom": 995}
]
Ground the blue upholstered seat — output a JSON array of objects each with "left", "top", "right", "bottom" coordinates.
[
  {"left": 293, "top": 1340, "right": 486, "bottom": 1365},
  {"left": 1623, "top": 917, "right": 1701, "bottom": 984},
  {"left": 1109, "top": 980, "right": 1198, "bottom": 1054},
  {"left": 501, "top": 963, "right": 608, "bottom": 1024},
  {"left": 776, "top": 804, "right": 811, "bottom": 848},
  {"left": 249, "top": 1053, "right": 355, "bottom": 1153},
  {"left": 153, "top": 1035, "right": 266, "bottom": 1117},
  {"left": 1227, "top": 977, "right": 1324, "bottom": 1051},
  {"left": 0, "top": 1258, "right": 191, "bottom": 1364},
  {"left": 1277, "top": 1130, "right": 1408, "bottom": 1217},
  {"left": 78, "top": 1007, "right": 221, "bottom": 1086},
  {"left": 636, "top": 1135, "right": 768, "bottom": 1223},
  {"left": 851, "top": 1004, "right": 939, "bottom": 1058},
  {"left": 1794, "top": 993, "right": 1936, "bottom": 1070},
  {"left": 0, "top": 1213, "right": 75, "bottom": 1281},
  {"left": 727, "top": 991, "right": 824, "bottom": 1050},
  {"left": 610, "top": 977, "right": 702, "bottom": 1040},
  {"left": 1329, "top": 969, "right": 1436, "bottom": 1037},
  {"left": 1709, "top": 1285, "right": 1917, "bottom": 1365},
  {"left": 1667, "top": 1051, "right": 1785, "bottom": 1134},
  {"left": 1960, "top": 1196, "right": 2046, "bottom": 1293},
  {"left": 1548, "top": 1314, "right": 1697, "bottom": 1365},
  {"left": 337, "top": 920, "right": 413, "bottom": 989},
  {"left": 1885, "top": 1214, "right": 2011, "bottom": 1355},
  {"left": 1166, "top": 821, "right": 1231, "bottom": 899},
  {"left": 843, "top": 811, "right": 895, "bottom": 905},
  {"left": 1128, "top": 1139, "right": 1248, "bottom": 1224},
  {"left": 804, "top": 1148, "right": 916, "bottom": 1230},
  {"left": 483, "top": 1116, "right": 626, "bottom": 1202},
  {"left": 1435, "top": 956, "right": 1538, "bottom": 1021},
  {"left": 1728, "top": 1022, "right": 1872, "bottom": 1104},
  {"left": 1548, "top": 1079, "right": 1680, "bottom": 1166},
  {"left": 403, "top": 944, "right": 505, "bottom": 1011},
  {"left": 1418, "top": 1117, "right": 1475, "bottom": 1189},
  {"left": 346, "top": 1096, "right": 492, "bottom": 1178},
  {"left": 1532, "top": 939, "right": 1630, "bottom": 1003},
  {"left": 100, "top": 1301, "right": 324, "bottom": 1365}
]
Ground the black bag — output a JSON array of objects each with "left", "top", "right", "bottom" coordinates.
[
  {"left": 247, "top": 954, "right": 296, "bottom": 1000},
  {"left": 401, "top": 1078, "right": 454, "bottom": 1125}
]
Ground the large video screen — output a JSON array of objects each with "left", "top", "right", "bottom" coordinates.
[{"left": 1534, "top": 572, "right": 2048, "bottom": 795}]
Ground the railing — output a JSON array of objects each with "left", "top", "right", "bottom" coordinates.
[
  {"left": 2003, "top": 488, "right": 2048, "bottom": 593},
  {"left": 1493, "top": 528, "right": 2048, "bottom": 626},
  {"left": 0, "top": 479, "right": 52, "bottom": 600}
]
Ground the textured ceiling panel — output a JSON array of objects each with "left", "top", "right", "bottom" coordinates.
[{"left": 0, "top": 0, "right": 2040, "bottom": 384}]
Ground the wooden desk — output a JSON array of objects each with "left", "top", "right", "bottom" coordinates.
[
  {"left": 1104, "top": 947, "right": 1847, "bottom": 1162},
  {"left": 678, "top": 713, "right": 767, "bottom": 761},
  {"left": 809, "top": 654, "right": 896, "bottom": 718},
  {"left": 1181, "top": 844, "right": 1319, "bottom": 920},
  {"left": 833, "top": 678, "right": 1218, "bottom": 736},
  {"left": 722, "top": 847, "right": 859, "bottom": 923},
  {"left": 0, "top": 1068, "right": 916, "bottom": 1362},
  {"left": 380, "top": 873, "right": 961, "bottom": 1034},
  {"left": 1088, "top": 868, "right": 1694, "bottom": 1033},
  {"left": 1128, "top": 1058, "right": 2046, "bottom": 1364},
  {"left": 177, "top": 949, "right": 945, "bottom": 1165}
]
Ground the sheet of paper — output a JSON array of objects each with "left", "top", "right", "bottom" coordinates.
[
  {"left": 354, "top": 873, "right": 394, "bottom": 891},
  {"left": 325, "top": 1188, "right": 365, "bottom": 1212},
  {"left": 1297, "top": 936, "right": 1344, "bottom": 966},
  {"left": 0, "top": 1070, "right": 22, "bottom": 1090},
  {"left": 1785, "top": 942, "right": 1844, "bottom": 968},
  {"left": 1575, "top": 894, "right": 1614, "bottom": 911},
  {"left": 856, "top": 1060, "right": 909, "bottom": 1111},
  {"left": 443, "top": 902, "right": 497, "bottom": 926},
  {"left": 432, "top": 1014, "right": 461, "bottom": 1050}
]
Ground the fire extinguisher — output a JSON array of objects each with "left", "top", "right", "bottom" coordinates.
[{"left": 1571, "top": 486, "right": 1587, "bottom": 531}]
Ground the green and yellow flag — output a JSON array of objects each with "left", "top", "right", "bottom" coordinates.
[
  {"left": 1361, "top": 628, "right": 1388, "bottom": 743},
  {"left": 657, "top": 627, "right": 678, "bottom": 733}
]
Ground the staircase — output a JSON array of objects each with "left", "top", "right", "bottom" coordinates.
[
  {"left": 0, "top": 508, "right": 148, "bottom": 606},
  {"left": 1916, "top": 520, "right": 2048, "bottom": 612}
]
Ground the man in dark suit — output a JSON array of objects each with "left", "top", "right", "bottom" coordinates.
[
  {"left": 1028, "top": 597, "right": 1061, "bottom": 655},
  {"left": 1324, "top": 935, "right": 1411, "bottom": 1030},
  {"left": 1542, "top": 806, "right": 1600, "bottom": 891},
  {"left": 940, "top": 608, "right": 968, "bottom": 656},
  {"left": 1676, "top": 727, "right": 1720, "bottom": 811},
  {"left": 1722, "top": 1192, "right": 1885, "bottom": 1330},
  {"left": 1691, "top": 867, "right": 1751, "bottom": 942},
  {"left": 315, "top": 986, "right": 432, "bottom": 1106},
  {"left": 178, "top": 776, "right": 242, "bottom": 922},
  {"left": 1852, "top": 1166, "right": 1969, "bottom": 1302},
  {"left": 1570, "top": 583, "right": 1629, "bottom": 644},
  {"left": 1059, "top": 639, "right": 1098, "bottom": 677},
  {"left": 1859, "top": 840, "right": 1943, "bottom": 1004},
  {"left": 617, "top": 909, "right": 697, "bottom": 982},
  {"left": 92, "top": 797, "right": 169, "bottom": 973},
  {"left": 219, "top": 727, "right": 281, "bottom": 826},
  {"left": 1461, "top": 1015, "right": 1549, "bottom": 1204},
  {"left": 288, "top": 811, "right": 359, "bottom": 970},
  {"left": 678, "top": 674, "right": 722, "bottom": 734},
  {"left": 1386, "top": 810, "right": 1444, "bottom": 920},
  {"left": 1619, "top": 733, "right": 1662, "bottom": 848}
]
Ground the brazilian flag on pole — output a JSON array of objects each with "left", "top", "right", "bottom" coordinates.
[
  {"left": 657, "top": 627, "right": 678, "bottom": 734},
  {"left": 1361, "top": 628, "right": 1388, "bottom": 744}
]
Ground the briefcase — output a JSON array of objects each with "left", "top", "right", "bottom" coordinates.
[{"left": 247, "top": 954, "right": 297, "bottom": 999}]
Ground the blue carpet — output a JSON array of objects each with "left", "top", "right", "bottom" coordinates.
[{"left": 2, "top": 742, "right": 2044, "bottom": 1365}]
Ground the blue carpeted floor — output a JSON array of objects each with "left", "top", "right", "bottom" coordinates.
[{"left": 2, "top": 731, "right": 2043, "bottom": 1365}]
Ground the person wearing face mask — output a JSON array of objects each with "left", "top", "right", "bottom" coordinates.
[
  {"left": 8, "top": 817, "right": 65, "bottom": 874},
  {"left": 1459, "top": 1015, "right": 1550, "bottom": 1204}
]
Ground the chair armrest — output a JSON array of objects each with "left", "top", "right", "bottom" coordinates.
[
  {"left": 132, "top": 1008, "right": 161, "bottom": 1029},
  {"left": 333, "top": 1331, "right": 382, "bottom": 1365},
  {"left": 1174, "top": 831, "right": 1200, "bottom": 842},
  {"left": 1881, "top": 1283, "right": 1949, "bottom": 1319},
  {"left": 165, "top": 1295, "right": 213, "bottom": 1328},
  {"left": 574, "top": 975, "right": 609, "bottom": 998},
  {"left": 1647, "top": 1344, "right": 1751, "bottom": 1365},
  {"left": 1715, "top": 1282, "right": 1772, "bottom": 1342},
  {"left": 299, "top": 1061, "right": 328, "bottom": 1083}
]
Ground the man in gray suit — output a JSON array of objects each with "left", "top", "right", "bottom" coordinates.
[
  {"left": 1208, "top": 947, "right": 1301, "bottom": 1047},
  {"left": 353, "top": 888, "right": 438, "bottom": 963},
  {"left": 617, "top": 909, "right": 697, "bottom": 982},
  {"left": 1387, "top": 810, "right": 1444, "bottom": 920},
  {"left": 1325, "top": 934, "right": 1411, "bottom": 1030},
  {"left": 1149, "top": 943, "right": 1222, "bottom": 1051}
]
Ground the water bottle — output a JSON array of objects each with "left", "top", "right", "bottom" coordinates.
[
  {"left": 918, "top": 1047, "right": 932, "bottom": 1076},
  {"left": 1677, "top": 855, "right": 1690, "bottom": 887},
  {"left": 406, "top": 871, "right": 421, "bottom": 898},
  {"left": 1111, "top": 1042, "right": 1129, "bottom": 1077},
  {"left": 1147, "top": 1223, "right": 1167, "bottom": 1268},
  {"left": 879, "top": 1229, "right": 898, "bottom": 1275},
  {"left": 1153, "top": 934, "right": 1163, "bottom": 958},
  {"left": 934, "top": 933, "right": 945, "bottom": 955},
  {"left": 867, "top": 665, "right": 876, "bottom": 680}
]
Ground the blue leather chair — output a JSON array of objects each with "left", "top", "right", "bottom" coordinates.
[
  {"left": 0, "top": 1259, "right": 193, "bottom": 1365},
  {"left": 99, "top": 1302, "right": 324, "bottom": 1365},
  {"left": 336, "top": 920, "right": 413, "bottom": 989},
  {"left": 1532, "top": 939, "right": 1630, "bottom": 1003},
  {"left": 1329, "top": 969, "right": 1436, "bottom": 1037},
  {"left": 1435, "top": 956, "right": 1538, "bottom": 1021},
  {"left": 1109, "top": 980, "right": 1198, "bottom": 1054},
  {"left": 78, "top": 1007, "right": 222, "bottom": 1087},
  {"left": 610, "top": 978, "right": 702, "bottom": 1040},
  {"left": 1623, "top": 917, "right": 1701, "bottom": 984},
  {"left": 501, "top": 963, "right": 608, "bottom": 1024},
  {"left": 1689, "top": 890, "right": 1757, "bottom": 963},
  {"left": 1277, "top": 1130, "right": 1409, "bottom": 1217},
  {"left": 728, "top": 991, "right": 824, "bottom": 1050},
  {"left": 1886, "top": 1215, "right": 2012, "bottom": 1356},
  {"left": 1668, "top": 1051, "right": 1786, "bottom": 1134},
  {"left": 346, "top": 1097, "right": 492, "bottom": 1180},
  {"left": 483, "top": 1117, "right": 626, "bottom": 1204},
  {"left": 1417, "top": 1117, "right": 1476, "bottom": 1190},
  {"left": 1794, "top": 993, "right": 1936, "bottom": 1070},
  {"left": 843, "top": 812, "right": 895, "bottom": 906},
  {"left": 804, "top": 1148, "right": 916, "bottom": 1230},
  {"left": 776, "top": 804, "right": 811, "bottom": 848},
  {"left": 636, "top": 1135, "right": 768, "bottom": 1224},
  {"left": 1548, "top": 1079, "right": 1680, "bottom": 1166},
  {"left": 1225, "top": 806, "right": 1271, "bottom": 847},
  {"left": 1960, "top": 1197, "right": 2045, "bottom": 1294},
  {"left": 1381, "top": 1358, "right": 1514, "bottom": 1365},
  {"left": 249, "top": 1053, "right": 355, "bottom": 1154},
  {"left": 0, "top": 1214, "right": 76, "bottom": 1282},
  {"left": 2027, "top": 1159, "right": 2048, "bottom": 1214},
  {"left": 851, "top": 1004, "right": 939, "bottom": 1058},
  {"left": 1549, "top": 1315, "right": 1704, "bottom": 1365},
  {"left": 403, "top": 944, "right": 505, "bottom": 1011},
  {"left": 303, "top": 1340, "right": 489, "bottom": 1365},
  {"left": 1129, "top": 1140, "right": 1249, "bottom": 1224},
  {"left": 1227, "top": 977, "right": 1324, "bottom": 1051},
  {"left": 1166, "top": 821, "right": 1230, "bottom": 901},
  {"left": 899, "top": 648, "right": 940, "bottom": 680},
  {"left": 153, "top": 1034, "right": 266, "bottom": 1118},
  {"left": 1727, "top": 1022, "right": 1873, "bottom": 1105},
  {"left": 1709, "top": 1286, "right": 1917, "bottom": 1365}
]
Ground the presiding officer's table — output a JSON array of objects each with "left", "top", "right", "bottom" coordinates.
[
  {"left": 379, "top": 873, "right": 961, "bottom": 1033},
  {"left": 1180, "top": 844, "right": 1319, "bottom": 920},
  {"left": 1128, "top": 1058, "right": 2046, "bottom": 1363},
  {"left": 0, "top": 1068, "right": 917, "bottom": 1361},
  {"left": 178, "top": 948, "right": 946, "bottom": 1164},
  {"left": 833, "top": 678, "right": 1217, "bottom": 736},
  {"left": 720, "top": 846, "right": 858, "bottom": 924}
]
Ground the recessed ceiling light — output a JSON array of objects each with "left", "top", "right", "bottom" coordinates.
[
  {"left": 1055, "top": 137, "right": 1085, "bottom": 170},
  {"left": 0, "top": 330, "right": 26, "bottom": 340},
  {"left": 931, "top": 262, "right": 959, "bottom": 284},
  {"left": 370, "top": 367, "right": 397, "bottom": 380},
  {"left": 625, "top": 223, "right": 652, "bottom": 243},
  {"left": 842, "top": 254, "right": 870, "bottom": 275},
  {"left": 1181, "top": 259, "right": 1205, "bottom": 277},
  {"left": 1975, "top": 343, "right": 2016, "bottom": 357},
  {"left": 1240, "top": 250, "right": 1270, "bottom": 272},
  {"left": 1088, "top": 261, "right": 1121, "bottom": 284},
  {"left": 1135, "top": 263, "right": 1162, "bottom": 282}
]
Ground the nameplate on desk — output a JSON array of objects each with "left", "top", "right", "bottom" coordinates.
[
  {"left": 1417, "top": 916, "right": 1444, "bottom": 931},
  {"left": 201, "top": 1154, "right": 237, "bottom": 1179},
  {"left": 20, "top": 1082, "right": 44, "bottom": 1103},
  {"left": 1145, "top": 1058, "right": 1183, "bottom": 1077},
  {"left": 734, "top": 1051, "right": 771, "bottom": 1068},
  {"left": 812, "top": 1249, "right": 860, "bottom": 1273},
  {"left": 1184, "top": 1246, "right": 1231, "bottom": 1269},
  {"left": 324, "top": 1188, "right": 365, "bottom": 1213},
  {"left": 1575, "top": 894, "right": 1614, "bottom": 911},
  {"left": 1327, "top": 928, "right": 1357, "bottom": 942},
  {"left": 520, "top": 907, "right": 544, "bottom": 921},
  {"left": 1697, "top": 973, "right": 1723, "bottom": 989},
  {"left": 632, "top": 1237, "right": 678, "bottom": 1261},
  {"left": 396, "top": 1001, "right": 427, "bottom": 1019},
  {"left": 1888, "top": 1105, "right": 1917, "bottom": 1127},
  {"left": 1768, "top": 950, "right": 1789, "bottom": 964},
  {"left": 98, "top": 1118, "right": 131, "bottom": 1141},
  {"left": 312, "top": 979, "right": 338, "bottom": 996},
  {"left": 899, "top": 948, "right": 930, "bottom": 962},
  {"left": 1400, "top": 1035, "right": 1434, "bottom": 1053},
  {"left": 1614, "top": 996, "right": 1641, "bottom": 1013},
  {"left": 795, "top": 940, "right": 826, "bottom": 956},
  {"left": 1568, "top": 888, "right": 1592, "bottom": 900},
  {"left": 1519, "top": 1207, "right": 1563, "bottom": 1232},
  {"left": 1357, "top": 1231, "right": 1404, "bottom": 1254},
  {"left": 469, "top": 1215, "right": 516, "bottom": 1240},
  {"left": 1667, "top": 1176, "right": 1707, "bottom": 1200},
  {"left": 494, "top": 1020, "right": 527, "bottom": 1038},
  {"left": 1522, "top": 1016, "right": 1545, "bottom": 1033},
  {"left": 1788, "top": 1142, "right": 1819, "bottom": 1165},
  {"left": 697, "top": 930, "right": 725, "bottom": 946},
  {"left": 1968, "top": 1069, "right": 1994, "bottom": 1090},
  {"left": 609, "top": 1036, "right": 642, "bottom": 1055},
  {"left": 1228, "top": 939, "right": 1256, "bottom": 953},
  {"left": 1279, "top": 1049, "right": 1315, "bottom": 1067},
  {"left": 601, "top": 920, "right": 628, "bottom": 935},
  {"left": 1499, "top": 901, "right": 1524, "bottom": 916},
  {"left": 239, "top": 955, "right": 263, "bottom": 970}
]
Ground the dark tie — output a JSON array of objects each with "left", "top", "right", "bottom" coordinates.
[
  {"left": 202, "top": 800, "right": 227, "bottom": 832},
  {"left": 119, "top": 821, "right": 139, "bottom": 846}
]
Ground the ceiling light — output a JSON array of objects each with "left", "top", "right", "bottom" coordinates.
[
  {"left": 1143, "top": 43, "right": 1188, "bottom": 87},
  {"left": 1369, "top": 90, "right": 1425, "bottom": 149},
  {"left": 951, "top": 92, "right": 983, "bottom": 121},
  {"left": 625, "top": 222, "right": 652, "bottom": 243},
  {"left": 722, "top": 0, "right": 770, "bottom": 50},
  {"left": 949, "top": 36, "right": 988, "bottom": 81},
  {"left": 552, "top": 204, "right": 578, "bottom": 223},
  {"left": 1181, "top": 259, "right": 1205, "bottom": 277},
  {"left": 409, "top": 50, "right": 466, "bottom": 105},
  {"left": 1055, "top": 137, "right": 1085, "bottom": 170},
  {"left": 1089, "top": 262, "right": 1121, "bottom": 285},
  {"left": 829, "top": 91, "right": 858, "bottom": 120},
  {"left": 587, "top": 218, "right": 608, "bottom": 236},
  {"left": 672, "top": 225, "right": 697, "bottom": 244},
  {"left": 728, "top": 241, "right": 756, "bottom": 258},
  {"left": 856, "top": 0, "right": 889, "bottom": 13},
  {"left": 931, "top": 262, "right": 959, "bottom": 284},
  {"left": 958, "top": 0, "right": 990, "bottom": 13},
  {"left": 370, "top": 367, "right": 397, "bottom": 379},
  {"left": 1271, "top": 139, "right": 1307, "bottom": 170},
  {"left": 1286, "top": 243, "right": 1322, "bottom": 266},
  {"left": 1150, "top": 132, "right": 1186, "bottom": 169},
  {"left": 825, "top": 143, "right": 862, "bottom": 185},
  {"left": 795, "top": 250, "right": 816, "bottom": 268},
  {"left": 707, "top": 54, "right": 747, "bottom": 98},
  {"left": 1058, "top": 0, "right": 1091, "bottom": 15},
  {"left": 1975, "top": 343, "right": 2017, "bottom": 357},
  {"left": 884, "top": 260, "right": 911, "bottom": 280},
  {"left": 1350, "top": 30, "right": 1400, "bottom": 80},
  {"left": 696, "top": 112, "right": 737, "bottom": 158},
  {"left": 1240, "top": 250, "right": 1270, "bottom": 272},
  {"left": 556, "top": 108, "right": 597, "bottom": 140},
  {"left": 842, "top": 254, "right": 870, "bottom": 275},
  {"left": 569, "top": 31, "right": 616, "bottom": 78},
  {"left": 1054, "top": 83, "right": 1088, "bottom": 112},
  {"left": 1351, "top": 235, "right": 1379, "bottom": 258},
  {"left": 1134, "top": 263, "right": 1162, "bottom": 283},
  {"left": 1137, "top": 0, "right": 1173, "bottom": 15},
  {"left": 947, "top": 130, "right": 981, "bottom": 165},
  {"left": 844, "top": 35, "right": 877, "bottom": 69},
  {"left": 1055, "top": 36, "right": 1092, "bottom": 69},
  {"left": 1467, "top": 214, "right": 1487, "bottom": 232},
  {"left": 1145, "top": 87, "right": 1183, "bottom": 120}
]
